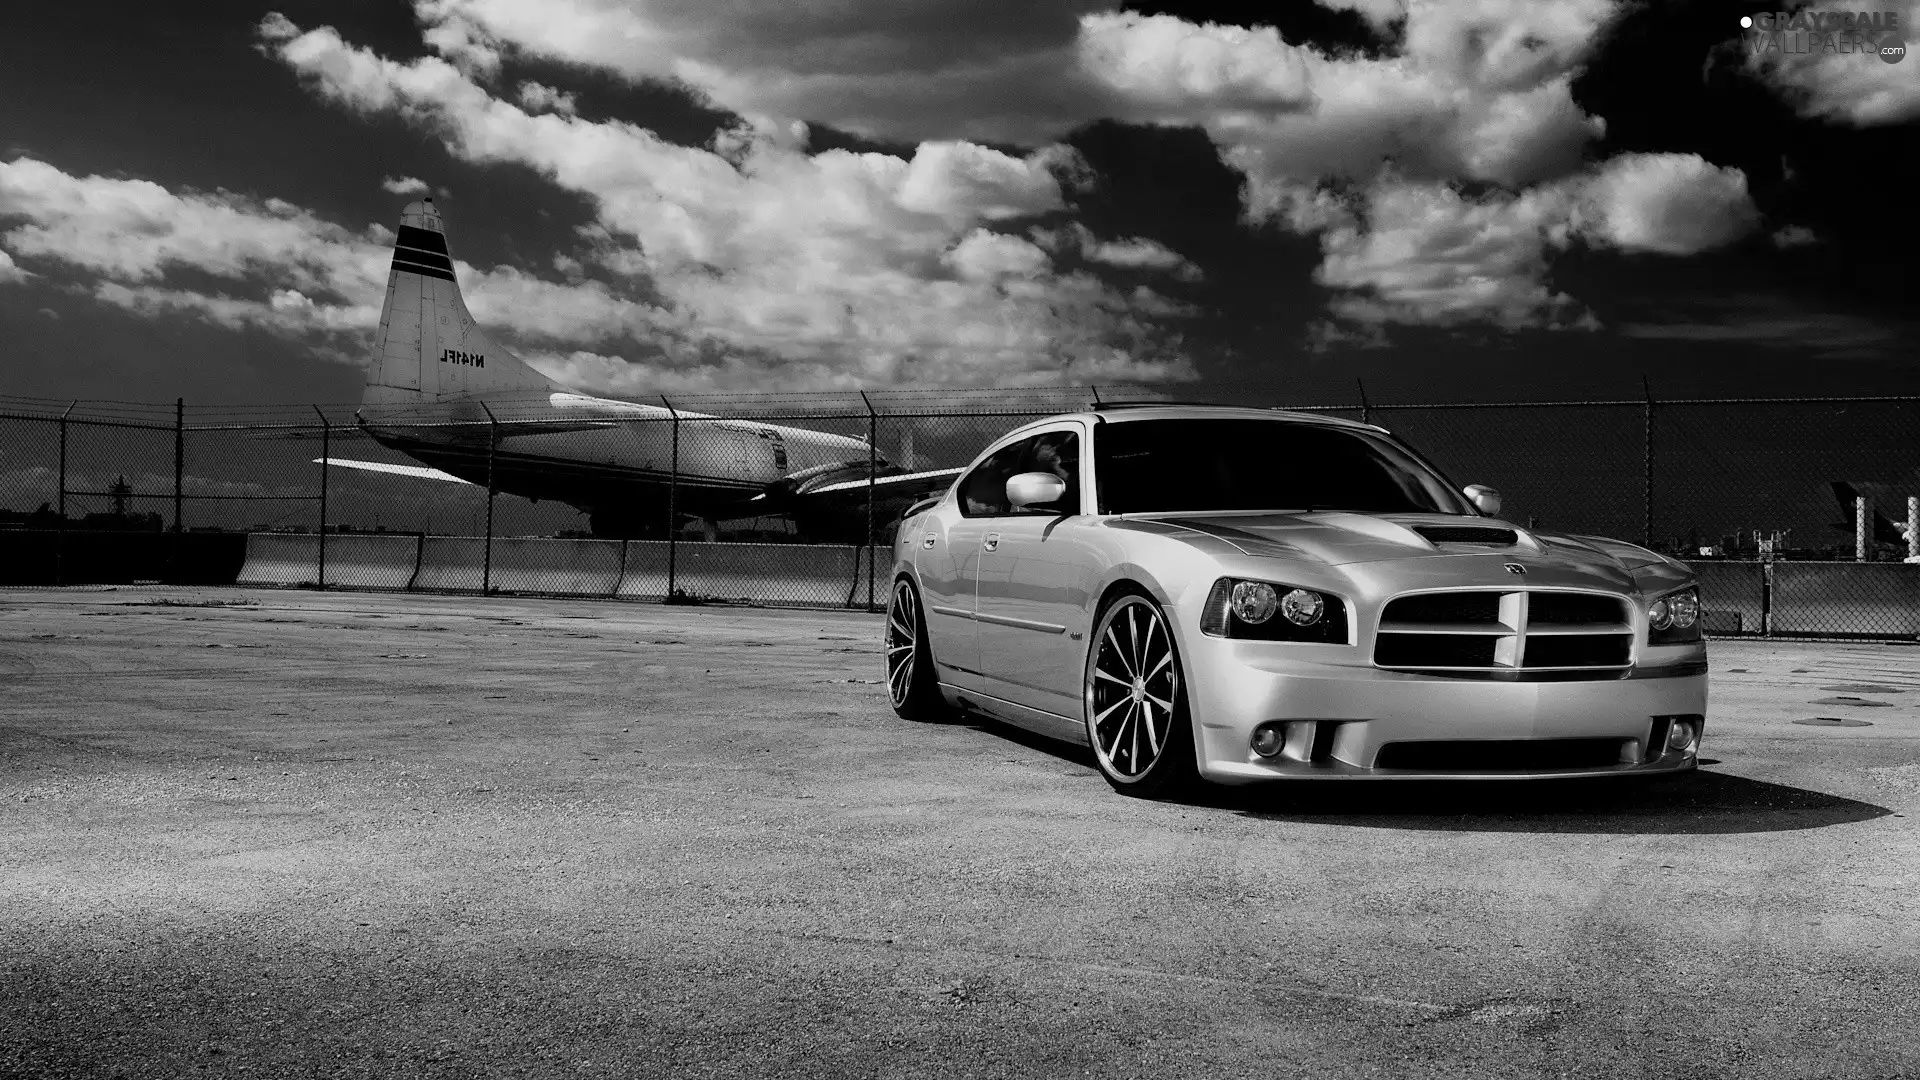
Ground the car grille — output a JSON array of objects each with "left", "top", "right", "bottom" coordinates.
[
  {"left": 1373, "top": 738, "right": 1631, "bottom": 772},
  {"left": 1374, "top": 590, "right": 1633, "bottom": 676}
]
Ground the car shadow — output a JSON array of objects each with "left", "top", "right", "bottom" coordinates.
[
  {"left": 954, "top": 717, "right": 1891, "bottom": 836},
  {"left": 1202, "top": 769, "right": 1893, "bottom": 835}
]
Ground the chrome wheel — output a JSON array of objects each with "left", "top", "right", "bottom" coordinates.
[
  {"left": 885, "top": 577, "right": 952, "bottom": 723},
  {"left": 1087, "top": 595, "right": 1181, "bottom": 781},
  {"left": 886, "top": 579, "right": 919, "bottom": 708}
]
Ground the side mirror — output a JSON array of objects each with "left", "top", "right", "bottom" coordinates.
[
  {"left": 1007, "top": 471, "right": 1067, "bottom": 510},
  {"left": 1463, "top": 484, "right": 1502, "bottom": 516}
]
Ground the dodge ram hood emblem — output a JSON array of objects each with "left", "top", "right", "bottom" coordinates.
[{"left": 1504, "top": 562, "right": 1527, "bottom": 574}]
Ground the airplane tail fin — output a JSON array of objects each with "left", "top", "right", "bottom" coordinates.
[
  {"left": 1830, "top": 481, "right": 1910, "bottom": 546},
  {"left": 365, "top": 198, "right": 558, "bottom": 405}
]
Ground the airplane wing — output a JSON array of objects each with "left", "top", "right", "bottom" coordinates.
[
  {"left": 314, "top": 458, "right": 476, "bottom": 485},
  {"left": 795, "top": 466, "right": 964, "bottom": 501},
  {"left": 747, "top": 465, "right": 962, "bottom": 510}
]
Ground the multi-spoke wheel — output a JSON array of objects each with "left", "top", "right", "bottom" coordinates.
[
  {"left": 885, "top": 577, "right": 950, "bottom": 722},
  {"left": 1085, "top": 592, "right": 1196, "bottom": 796}
]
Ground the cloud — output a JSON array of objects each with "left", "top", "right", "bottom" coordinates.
[
  {"left": 1077, "top": 7, "right": 1611, "bottom": 189},
  {"left": 1293, "top": 153, "right": 1759, "bottom": 330},
  {"left": 259, "top": 15, "right": 1194, "bottom": 389},
  {"left": 0, "top": 157, "right": 670, "bottom": 363},
  {"left": 515, "top": 81, "right": 577, "bottom": 115},
  {"left": 1573, "top": 152, "right": 1759, "bottom": 256},
  {"left": 1074, "top": 7, "right": 1776, "bottom": 335},
  {"left": 404, "top": 0, "right": 1113, "bottom": 145},
  {"left": 1313, "top": 179, "right": 1592, "bottom": 329},
  {"left": 1033, "top": 222, "right": 1202, "bottom": 279},
  {"left": 381, "top": 175, "right": 431, "bottom": 195},
  {"left": 1744, "top": 0, "right": 1920, "bottom": 125},
  {"left": 1772, "top": 224, "right": 1818, "bottom": 248},
  {"left": 0, "top": 248, "right": 29, "bottom": 284}
]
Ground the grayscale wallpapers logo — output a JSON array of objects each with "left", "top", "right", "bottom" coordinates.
[
  {"left": 1739, "top": 10, "right": 1906, "bottom": 63},
  {"left": 1504, "top": 563, "right": 1527, "bottom": 575}
]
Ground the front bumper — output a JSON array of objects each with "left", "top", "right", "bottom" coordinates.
[{"left": 1183, "top": 637, "right": 1708, "bottom": 783}]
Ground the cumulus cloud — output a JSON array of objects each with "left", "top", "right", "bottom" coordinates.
[
  {"left": 0, "top": 248, "right": 30, "bottom": 284},
  {"left": 1078, "top": 7, "right": 1610, "bottom": 189},
  {"left": 401, "top": 0, "right": 1113, "bottom": 145},
  {"left": 1292, "top": 153, "right": 1759, "bottom": 330},
  {"left": 1744, "top": 0, "right": 1920, "bottom": 125},
  {"left": 516, "top": 81, "right": 576, "bottom": 116},
  {"left": 1313, "top": 180, "right": 1590, "bottom": 329},
  {"left": 1074, "top": 5, "right": 1775, "bottom": 335},
  {"left": 1573, "top": 152, "right": 1759, "bottom": 256},
  {"left": 1034, "top": 222, "right": 1202, "bottom": 279},
  {"left": 0, "top": 156, "right": 678, "bottom": 363},
  {"left": 381, "top": 175, "right": 431, "bottom": 195},
  {"left": 258, "top": 15, "right": 1193, "bottom": 389}
]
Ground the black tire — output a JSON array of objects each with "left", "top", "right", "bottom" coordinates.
[
  {"left": 1084, "top": 591, "right": 1199, "bottom": 798},
  {"left": 885, "top": 577, "right": 951, "bottom": 723}
]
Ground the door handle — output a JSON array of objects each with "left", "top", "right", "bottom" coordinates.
[{"left": 983, "top": 533, "right": 1000, "bottom": 552}]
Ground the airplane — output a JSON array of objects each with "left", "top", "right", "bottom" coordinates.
[
  {"left": 323, "top": 198, "right": 962, "bottom": 539},
  {"left": 1830, "top": 480, "right": 1919, "bottom": 560}
]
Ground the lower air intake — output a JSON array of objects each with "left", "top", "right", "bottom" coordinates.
[{"left": 1373, "top": 738, "right": 1630, "bottom": 772}]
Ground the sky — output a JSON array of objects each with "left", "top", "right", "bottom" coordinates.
[{"left": 1, "top": 0, "right": 1915, "bottom": 407}]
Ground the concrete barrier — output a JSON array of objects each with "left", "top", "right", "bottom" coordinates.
[
  {"left": 615, "top": 540, "right": 671, "bottom": 599},
  {"left": 237, "top": 533, "right": 322, "bottom": 587},
  {"left": 316, "top": 533, "right": 421, "bottom": 591},
  {"left": 486, "top": 537, "right": 622, "bottom": 596},
  {"left": 1771, "top": 562, "right": 1920, "bottom": 637},
  {"left": 411, "top": 536, "right": 489, "bottom": 593},
  {"left": 620, "top": 541, "right": 871, "bottom": 607},
  {"left": 1685, "top": 560, "right": 1766, "bottom": 636}
]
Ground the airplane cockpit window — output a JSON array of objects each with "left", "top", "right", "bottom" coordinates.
[{"left": 959, "top": 430, "right": 1080, "bottom": 517}]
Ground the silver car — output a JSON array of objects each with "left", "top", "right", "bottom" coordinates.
[{"left": 883, "top": 404, "right": 1708, "bottom": 797}]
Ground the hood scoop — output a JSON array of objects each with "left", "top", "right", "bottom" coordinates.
[{"left": 1412, "top": 525, "right": 1518, "bottom": 546}]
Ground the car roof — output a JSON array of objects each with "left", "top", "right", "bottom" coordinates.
[{"left": 997, "top": 403, "right": 1388, "bottom": 442}]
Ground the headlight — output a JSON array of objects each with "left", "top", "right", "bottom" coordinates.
[
  {"left": 1648, "top": 586, "right": 1702, "bottom": 644},
  {"left": 1280, "top": 589, "right": 1324, "bottom": 626},
  {"left": 1202, "top": 578, "right": 1348, "bottom": 643},
  {"left": 1230, "top": 582, "right": 1278, "bottom": 624}
]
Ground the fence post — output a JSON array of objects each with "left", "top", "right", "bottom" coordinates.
[
  {"left": 1356, "top": 378, "right": 1371, "bottom": 426},
  {"left": 862, "top": 390, "right": 877, "bottom": 611},
  {"left": 173, "top": 397, "right": 185, "bottom": 535},
  {"left": 481, "top": 402, "right": 498, "bottom": 594},
  {"left": 1857, "top": 496, "right": 1871, "bottom": 562},
  {"left": 663, "top": 396, "right": 679, "bottom": 599},
  {"left": 313, "top": 406, "right": 330, "bottom": 590},
  {"left": 1909, "top": 496, "right": 1919, "bottom": 562},
  {"left": 56, "top": 402, "right": 74, "bottom": 586},
  {"left": 1641, "top": 377, "right": 1654, "bottom": 549}
]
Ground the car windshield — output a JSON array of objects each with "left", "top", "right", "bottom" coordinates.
[{"left": 1095, "top": 417, "right": 1473, "bottom": 515}]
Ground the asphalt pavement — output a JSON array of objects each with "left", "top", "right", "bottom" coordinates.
[{"left": 1, "top": 587, "right": 1916, "bottom": 1079}]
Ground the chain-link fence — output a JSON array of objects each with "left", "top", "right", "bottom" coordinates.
[{"left": 0, "top": 387, "right": 1914, "bottom": 636}]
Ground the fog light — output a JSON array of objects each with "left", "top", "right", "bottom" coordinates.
[
  {"left": 1231, "top": 581, "right": 1279, "bottom": 624},
  {"left": 1668, "top": 720, "right": 1696, "bottom": 753},
  {"left": 1280, "top": 589, "right": 1324, "bottom": 626},
  {"left": 1251, "top": 723, "right": 1285, "bottom": 758}
]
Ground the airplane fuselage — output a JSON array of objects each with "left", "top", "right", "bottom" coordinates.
[{"left": 359, "top": 391, "right": 882, "bottom": 535}]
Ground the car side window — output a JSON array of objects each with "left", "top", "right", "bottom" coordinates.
[{"left": 958, "top": 430, "right": 1080, "bottom": 518}]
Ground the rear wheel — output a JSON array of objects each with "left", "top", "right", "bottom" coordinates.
[
  {"left": 886, "top": 577, "right": 951, "bottom": 722},
  {"left": 1085, "top": 592, "right": 1198, "bottom": 798}
]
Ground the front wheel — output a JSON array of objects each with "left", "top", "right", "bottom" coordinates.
[
  {"left": 885, "top": 577, "right": 951, "bottom": 723},
  {"left": 1084, "top": 592, "right": 1198, "bottom": 798}
]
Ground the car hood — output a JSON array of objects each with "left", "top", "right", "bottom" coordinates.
[{"left": 1136, "top": 511, "right": 1676, "bottom": 578}]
